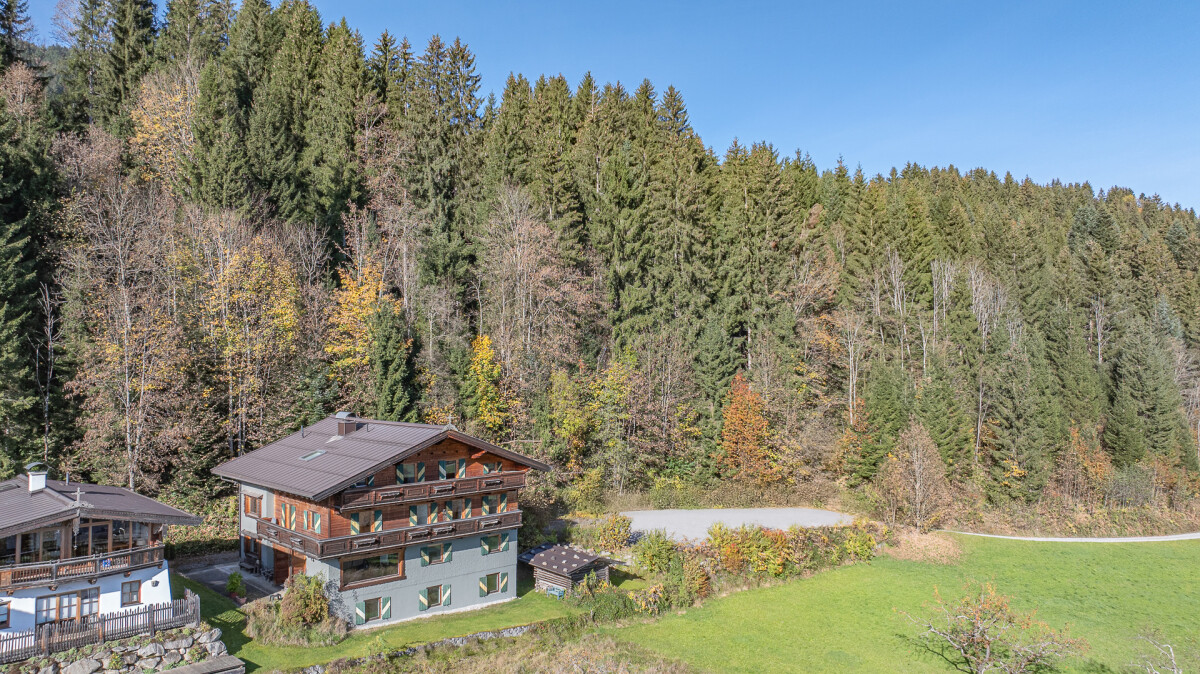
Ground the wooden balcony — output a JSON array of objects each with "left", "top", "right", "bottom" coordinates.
[
  {"left": 338, "top": 471, "right": 526, "bottom": 511},
  {"left": 254, "top": 510, "right": 523, "bottom": 560},
  {"left": 0, "top": 546, "right": 166, "bottom": 590}
]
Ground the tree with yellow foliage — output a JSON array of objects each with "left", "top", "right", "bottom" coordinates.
[{"left": 464, "top": 334, "right": 518, "bottom": 442}]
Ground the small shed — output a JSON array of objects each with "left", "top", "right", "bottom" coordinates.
[{"left": 520, "top": 543, "right": 611, "bottom": 592}]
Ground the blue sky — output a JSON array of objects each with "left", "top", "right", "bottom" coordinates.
[{"left": 29, "top": 1, "right": 1200, "bottom": 209}]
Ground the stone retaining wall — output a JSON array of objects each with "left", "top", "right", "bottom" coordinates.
[
  {"left": 299, "top": 625, "right": 535, "bottom": 674},
  {"left": 5, "top": 626, "right": 230, "bottom": 674}
]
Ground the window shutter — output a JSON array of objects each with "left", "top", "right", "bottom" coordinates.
[
  {"left": 482, "top": 497, "right": 490, "bottom": 516},
  {"left": 456, "top": 459, "right": 466, "bottom": 478},
  {"left": 350, "top": 513, "right": 360, "bottom": 535},
  {"left": 420, "top": 546, "right": 430, "bottom": 567},
  {"left": 479, "top": 577, "right": 488, "bottom": 597},
  {"left": 480, "top": 536, "right": 490, "bottom": 555},
  {"left": 314, "top": 514, "right": 321, "bottom": 534},
  {"left": 416, "top": 462, "right": 425, "bottom": 482},
  {"left": 442, "top": 584, "right": 451, "bottom": 606},
  {"left": 500, "top": 572, "right": 509, "bottom": 593},
  {"left": 500, "top": 532, "right": 510, "bottom": 552},
  {"left": 500, "top": 492, "right": 508, "bottom": 513},
  {"left": 381, "top": 596, "right": 391, "bottom": 620},
  {"left": 443, "top": 541, "right": 453, "bottom": 563},
  {"left": 408, "top": 506, "right": 417, "bottom": 527},
  {"left": 354, "top": 601, "right": 366, "bottom": 625},
  {"left": 438, "top": 461, "right": 447, "bottom": 480},
  {"left": 395, "top": 465, "right": 404, "bottom": 484},
  {"left": 418, "top": 588, "right": 428, "bottom": 611},
  {"left": 367, "top": 475, "right": 375, "bottom": 488},
  {"left": 463, "top": 498, "right": 472, "bottom": 519},
  {"left": 288, "top": 505, "right": 296, "bottom": 529},
  {"left": 373, "top": 510, "right": 383, "bottom": 532}
]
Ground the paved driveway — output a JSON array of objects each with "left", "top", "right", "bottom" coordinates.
[
  {"left": 621, "top": 507, "right": 854, "bottom": 542},
  {"left": 176, "top": 560, "right": 281, "bottom": 600}
]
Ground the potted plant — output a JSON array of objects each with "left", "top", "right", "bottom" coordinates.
[{"left": 226, "top": 571, "right": 248, "bottom": 605}]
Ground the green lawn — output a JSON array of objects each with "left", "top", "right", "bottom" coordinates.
[
  {"left": 606, "top": 535, "right": 1200, "bottom": 673},
  {"left": 172, "top": 572, "right": 610, "bottom": 672}
]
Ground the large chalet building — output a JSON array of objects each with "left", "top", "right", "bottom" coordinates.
[
  {"left": 213, "top": 413, "right": 548, "bottom": 627},
  {"left": 0, "top": 467, "right": 200, "bottom": 633}
]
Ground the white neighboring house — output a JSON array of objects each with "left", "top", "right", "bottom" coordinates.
[{"left": 0, "top": 466, "right": 200, "bottom": 634}]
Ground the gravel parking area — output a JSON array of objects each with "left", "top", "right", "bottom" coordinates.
[{"left": 621, "top": 507, "right": 854, "bottom": 542}]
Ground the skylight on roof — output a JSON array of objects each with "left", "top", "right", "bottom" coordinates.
[{"left": 300, "top": 450, "right": 326, "bottom": 461}]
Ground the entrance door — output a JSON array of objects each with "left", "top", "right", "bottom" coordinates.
[{"left": 273, "top": 546, "right": 305, "bottom": 585}]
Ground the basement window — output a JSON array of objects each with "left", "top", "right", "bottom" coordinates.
[{"left": 300, "top": 451, "right": 326, "bottom": 461}]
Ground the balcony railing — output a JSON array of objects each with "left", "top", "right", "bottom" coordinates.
[
  {"left": 0, "top": 546, "right": 165, "bottom": 590},
  {"left": 254, "top": 510, "right": 523, "bottom": 559},
  {"left": 339, "top": 471, "right": 526, "bottom": 511}
]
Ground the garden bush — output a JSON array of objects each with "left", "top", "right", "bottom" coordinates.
[
  {"left": 225, "top": 571, "right": 245, "bottom": 597},
  {"left": 245, "top": 574, "right": 347, "bottom": 646},
  {"left": 594, "top": 513, "right": 632, "bottom": 551},
  {"left": 633, "top": 529, "right": 677, "bottom": 574}
]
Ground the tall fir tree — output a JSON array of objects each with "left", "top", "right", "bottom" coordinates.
[{"left": 98, "top": 0, "right": 157, "bottom": 134}]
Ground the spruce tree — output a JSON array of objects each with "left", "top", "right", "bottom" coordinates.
[
  {"left": 302, "top": 18, "right": 366, "bottom": 234},
  {"left": 0, "top": 0, "right": 31, "bottom": 69},
  {"left": 155, "top": 0, "right": 231, "bottom": 69},
  {"left": 371, "top": 303, "right": 420, "bottom": 422},
  {"left": 99, "top": 0, "right": 157, "bottom": 134},
  {"left": 60, "top": 0, "right": 110, "bottom": 126}
]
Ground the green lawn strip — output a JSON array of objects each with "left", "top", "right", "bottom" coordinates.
[
  {"left": 172, "top": 573, "right": 609, "bottom": 672},
  {"left": 605, "top": 536, "right": 1200, "bottom": 673}
]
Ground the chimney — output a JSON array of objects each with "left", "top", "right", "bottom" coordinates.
[
  {"left": 335, "top": 411, "right": 357, "bottom": 436},
  {"left": 26, "top": 462, "right": 47, "bottom": 493}
]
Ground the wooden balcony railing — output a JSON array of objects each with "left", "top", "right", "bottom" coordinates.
[
  {"left": 339, "top": 471, "right": 526, "bottom": 511},
  {"left": 254, "top": 510, "right": 523, "bottom": 559},
  {"left": 0, "top": 546, "right": 166, "bottom": 590}
]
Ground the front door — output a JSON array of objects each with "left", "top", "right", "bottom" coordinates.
[{"left": 273, "top": 546, "right": 304, "bottom": 585}]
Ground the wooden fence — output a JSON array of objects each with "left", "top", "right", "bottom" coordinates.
[{"left": 0, "top": 590, "right": 200, "bottom": 664}]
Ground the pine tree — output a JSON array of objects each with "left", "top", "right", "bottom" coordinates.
[
  {"left": 988, "top": 331, "right": 1064, "bottom": 501},
  {"left": 0, "top": 0, "right": 31, "bottom": 69},
  {"left": 1104, "top": 382, "right": 1147, "bottom": 466},
  {"left": 855, "top": 359, "right": 912, "bottom": 482},
  {"left": 99, "top": 0, "right": 157, "bottom": 134}
]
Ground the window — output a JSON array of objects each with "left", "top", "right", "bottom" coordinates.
[
  {"left": 481, "top": 461, "right": 502, "bottom": 474},
  {"left": 351, "top": 474, "right": 375, "bottom": 489},
  {"left": 419, "top": 584, "right": 449, "bottom": 611},
  {"left": 244, "top": 495, "right": 262, "bottom": 517},
  {"left": 483, "top": 572, "right": 499, "bottom": 595},
  {"left": 480, "top": 534, "right": 501, "bottom": 555},
  {"left": 72, "top": 526, "right": 91, "bottom": 558},
  {"left": 121, "top": 580, "right": 141, "bottom": 607},
  {"left": 35, "top": 596, "right": 57, "bottom": 625},
  {"left": 300, "top": 450, "right": 325, "bottom": 461},
  {"left": 112, "top": 520, "right": 131, "bottom": 550},
  {"left": 341, "top": 552, "right": 400, "bottom": 586},
  {"left": 244, "top": 536, "right": 259, "bottom": 557},
  {"left": 80, "top": 588, "right": 99, "bottom": 620},
  {"left": 0, "top": 601, "right": 9, "bottom": 629},
  {"left": 281, "top": 504, "right": 297, "bottom": 530},
  {"left": 421, "top": 543, "right": 451, "bottom": 566},
  {"left": 89, "top": 522, "right": 109, "bottom": 556},
  {"left": 407, "top": 504, "right": 429, "bottom": 527},
  {"left": 1, "top": 535, "right": 16, "bottom": 566},
  {"left": 396, "top": 462, "right": 425, "bottom": 484},
  {"left": 57, "top": 592, "right": 78, "bottom": 621},
  {"left": 131, "top": 522, "right": 149, "bottom": 549},
  {"left": 446, "top": 499, "right": 466, "bottom": 521},
  {"left": 437, "top": 459, "right": 466, "bottom": 480},
  {"left": 40, "top": 529, "right": 61, "bottom": 562},
  {"left": 481, "top": 494, "right": 498, "bottom": 515},
  {"left": 19, "top": 532, "right": 36, "bottom": 563},
  {"left": 363, "top": 597, "right": 380, "bottom": 622}
]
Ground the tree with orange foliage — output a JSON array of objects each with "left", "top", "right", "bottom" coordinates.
[{"left": 720, "top": 373, "right": 775, "bottom": 482}]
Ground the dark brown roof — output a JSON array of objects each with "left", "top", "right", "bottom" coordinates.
[
  {"left": 212, "top": 415, "right": 550, "bottom": 500},
  {"left": 522, "top": 544, "right": 608, "bottom": 576},
  {"left": 0, "top": 476, "right": 202, "bottom": 538}
]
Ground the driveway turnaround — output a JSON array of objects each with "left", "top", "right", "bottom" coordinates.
[{"left": 621, "top": 507, "right": 854, "bottom": 542}]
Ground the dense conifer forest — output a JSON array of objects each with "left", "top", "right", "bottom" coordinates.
[{"left": 2, "top": 0, "right": 1199, "bottom": 526}]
